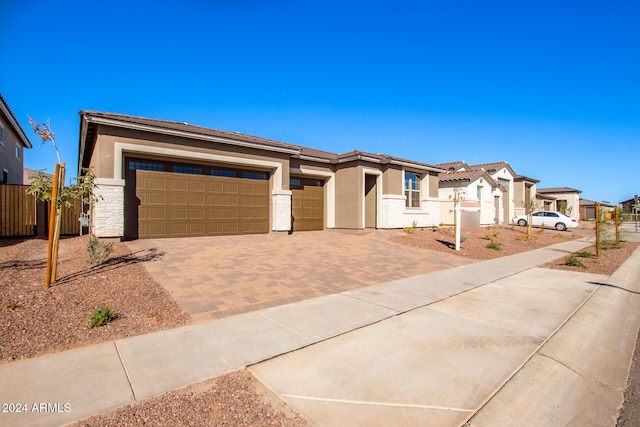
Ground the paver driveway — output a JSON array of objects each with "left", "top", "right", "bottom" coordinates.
[{"left": 126, "top": 230, "right": 473, "bottom": 322}]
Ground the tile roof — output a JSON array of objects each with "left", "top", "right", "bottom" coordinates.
[
  {"left": 80, "top": 111, "right": 300, "bottom": 152},
  {"left": 438, "top": 169, "right": 500, "bottom": 188},
  {"left": 79, "top": 111, "right": 443, "bottom": 171},
  {"left": 537, "top": 187, "right": 582, "bottom": 194},
  {"left": 434, "top": 161, "right": 469, "bottom": 171}
]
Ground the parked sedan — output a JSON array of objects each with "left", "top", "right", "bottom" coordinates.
[{"left": 513, "top": 211, "right": 578, "bottom": 231}]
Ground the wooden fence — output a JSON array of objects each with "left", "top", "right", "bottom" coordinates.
[
  {"left": 0, "top": 185, "right": 82, "bottom": 237},
  {"left": 0, "top": 185, "right": 36, "bottom": 236}
]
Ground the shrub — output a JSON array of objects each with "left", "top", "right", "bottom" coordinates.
[
  {"left": 86, "top": 235, "right": 113, "bottom": 264},
  {"left": 89, "top": 306, "right": 118, "bottom": 328},
  {"left": 565, "top": 256, "right": 586, "bottom": 268},
  {"left": 576, "top": 251, "right": 595, "bottom": 258},
  {"left": 486, "top": 240, "right": 502, "bottom": 251}
]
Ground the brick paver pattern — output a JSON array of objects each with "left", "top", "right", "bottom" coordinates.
[{"left": 126, "top": 230, "right": 473, "bottom": 322}]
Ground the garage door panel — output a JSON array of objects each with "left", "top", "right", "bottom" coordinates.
[
  {"left": 224, "top": 196, "right": 238, "bottom": 206},
  {"left": 209, "top": 208, "right": 224, "bottom": 220},
  {"left": 189, "top": 181, "right": 205, "bottom": 192},
  {"left": 172, "top": 194, "right": 187, "bottom": 206},
  {"left": 127, "top": 169, "right": 269, "bottom": 239},
  {"left": 171, "top": 180, "right": 188, "bottom": 191},
  {"left": 189, "top": 224, "right": 205, "bottom": 235},
  {"left": 189, "top": 209, "right": 205, "bottom": 220},
  {"left": 210, "top": 182, "right": 224, "bottom": 193},
  {"left": 149, "top": 178, "right": 167, "bottom": 191},
  {"left": 210, "top": 195, "right": 224, "bottom": 206},
  {"left": 225, "top": 183, "right": 238, "bottom": 193},
  {"left": 292, "top": 184, "right": 323, "bottom": 232},
  {"left": 148, "top": 193, "right": 166, "bottom": 205}
]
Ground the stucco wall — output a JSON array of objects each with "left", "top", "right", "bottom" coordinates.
[{"left": 0, "top": 119, "right": 25, "bottom": 185}]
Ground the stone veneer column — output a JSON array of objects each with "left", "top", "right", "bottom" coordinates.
[
  {"left": 92, "top": 179, "right": 125, "bottom": 238},
  {"left": 272, "top": 190, "right": 292, "bottom": 232}
]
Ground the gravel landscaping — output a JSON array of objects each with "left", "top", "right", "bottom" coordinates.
[{"left": 1, "top": 224, "right": 638, "bottom": 426}]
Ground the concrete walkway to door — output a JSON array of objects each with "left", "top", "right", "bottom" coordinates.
[{"left": 125, "top": 230, "right": 474, "bottom": 322}]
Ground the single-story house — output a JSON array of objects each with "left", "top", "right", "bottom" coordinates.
[
  {"left": 579, "top": 199, "right": 615, "bottom": 221},
  {"left": 535, "top": 187, "right": 582, "bottom": 219},
  {"left": 0, "top": 94, "right": 32, "bottom": 184},
  {"left": 78, "top": 111, "right": 445, "bottom": 240}
]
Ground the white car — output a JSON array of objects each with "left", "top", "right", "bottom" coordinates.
[{"left": 513, "top": 211, "right": 578, "bottom": 231}]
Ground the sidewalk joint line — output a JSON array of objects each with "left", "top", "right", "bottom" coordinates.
[
  {"left": 113, "top": 341, "right": 138, "bottom": 402},
  {"left": 463, "top": 280, "right": 602, "bottom": 425},
  {"left": 280, "top": 394, "right": 475, "bottom": 412}
]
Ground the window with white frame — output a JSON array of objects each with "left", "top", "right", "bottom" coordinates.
[
  {"left": 404, "top": 171, "right": 421, "bottom": 208},
  {"left": 0, "top": 126, "right": 4, "bottom": 145},
  {"left": 477, "top": 186, "right": 483, "bottom": 202},
  {"left": 15, "top": 146, "right": 20, "bottom": 160}
]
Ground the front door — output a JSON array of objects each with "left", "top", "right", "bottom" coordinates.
[{"left": 364, "top": 174, "right": 377, "bottom": 228}]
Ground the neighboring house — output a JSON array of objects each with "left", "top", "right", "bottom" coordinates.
[
  {"left": 78, "top": 111, "right": 444, "bottom": 240},
  {"left": 535, "top": 187, "right": 582, "bottom": 219},
  {"left": 23, "top": 168, "right": 53, "bottom": 185},
  {"left": 435, "top": 161, "right": 520, "bottom": 226},
  {"left": 579, "top": 199, "right": 615, "bottom": 221},
  {"left": 0, "top": 94, "right": 32, "bottom": 184},
  {"left": 437, "top": 169, "right": 502, "bottom": 226},
  {"left": 513, "top": 175, "right": 539, "bottom": 218},
  {"left": 620, "top": 196, "right": 638, "bottom": 214}
]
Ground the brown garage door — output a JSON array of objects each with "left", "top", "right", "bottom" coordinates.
[
  {"left": 292, "top": 185, "right": 324, "bottom": 232},
  {"left": 125, "top": 170, "right": 269, "bottom": 239}
]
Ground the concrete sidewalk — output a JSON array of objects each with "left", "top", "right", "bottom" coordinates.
[{"left": 1, "top": 236, "right": 639, "bottom": 426}]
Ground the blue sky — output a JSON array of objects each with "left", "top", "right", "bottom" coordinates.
[{"left": 2, "top": 0, "right": 638, "bottom": 203}]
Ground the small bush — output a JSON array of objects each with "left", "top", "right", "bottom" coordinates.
[
  {"left": 565, "top": 256, "right": 586, "bottom": 268},
  {"left": 486, "top": 240, "right": 502, "bottom": 251},
  {"left": 460, "top": 235, "right": 468, "bottom": 243},
  {"left": 480, "top": 235, "right": 492, "bottom": 240},
  {"left": 576, "top": 251, "right": 595, "bottom": 258},
  {"left": 86, "top": 235, "right": 113, "bottom": 264},
  {"left": 89, "top": 306, "right": 118, "bottom": 328},
  {"left": 601, "top": 241, "right": 621, "bottom": 250}
]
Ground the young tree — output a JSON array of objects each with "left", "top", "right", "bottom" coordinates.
[{"left": 26, "top": 118, "right": 96, "bottom": 287}]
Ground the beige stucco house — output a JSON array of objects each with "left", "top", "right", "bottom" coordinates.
[
  {"left": 0, "top": 94, "right": 32, "bottom": 184},
  {"left": 78, "top": 111, "right": 444, "bottom": 239},
  {"left": 435, "top": 161, "right": 522, "bottom": 226},
  {"left": 535, "top": 187, "right": 581, "bottom": 219}
]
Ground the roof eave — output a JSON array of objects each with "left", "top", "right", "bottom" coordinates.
[
  {"left": 81, "top": 113, "right": 301, "bottom": 156},
  {"left": 0, "top": 98, "right": 32, "bottom": 149}
]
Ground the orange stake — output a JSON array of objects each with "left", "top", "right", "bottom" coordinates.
[
  {"left": 45, "top": 164, "right": 61, "bottom": 288},
  {"left": 50, "top": 163, "right": 66, "bottom": 283}
]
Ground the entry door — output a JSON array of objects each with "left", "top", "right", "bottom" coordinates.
[{"left": 364, "top": 174, "right": 377, "bottom": 228}]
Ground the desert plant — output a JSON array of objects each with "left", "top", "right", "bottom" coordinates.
[
  {"left": 480, "top": 235, "right": 492, "bottom": 240},
  {"left": 89, "top": 306, "right": 118, "bottom": 328},
  {"left": 576, "top": 251, "right": 595, "bottom": 258},
  {"left": 86, "top": 235, "right": 113, "bottom": 264},
  {"left": 601, "top": 241, "right": 622, "bottom": 250},
  {"left": 486, "top": 240, "right": 502, "bottom": 250},
  {"left": 565, "top": 256, "right": 586, "bottom": 268}
]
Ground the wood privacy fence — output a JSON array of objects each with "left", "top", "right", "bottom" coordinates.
[
  {"left": 0, "top": 185, "right": 82, "bottom": 237},
  {"left": 1, "top": 185, "right": 36, "bottom": 236}
]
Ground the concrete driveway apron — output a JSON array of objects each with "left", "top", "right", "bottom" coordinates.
[{"left": 125, "top": 230, "right": 473, "bottom": 322}]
